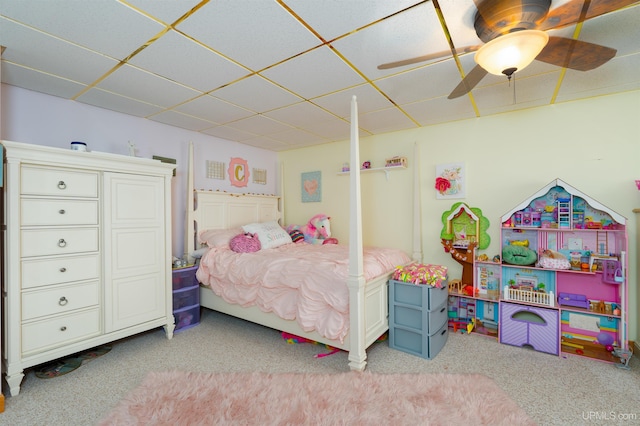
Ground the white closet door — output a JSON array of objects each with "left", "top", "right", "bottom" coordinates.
[{"left": 103, "top": 173, "right": 166, "bottom": 332}]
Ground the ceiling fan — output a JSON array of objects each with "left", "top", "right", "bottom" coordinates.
[{"left": 378, "top": 0, "right": 637, "bottom": 99}]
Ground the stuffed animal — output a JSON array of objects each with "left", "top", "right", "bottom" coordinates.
[
  {"left": 229, "top": 232, "right": 261, "bottom": 253},
  {"left": 286, "top": 214, "right": 335, "bottom": 245}
]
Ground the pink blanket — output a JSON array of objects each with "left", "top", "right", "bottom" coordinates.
[{"left": 196, "top": 243, "right": 411, "bottom": 342}]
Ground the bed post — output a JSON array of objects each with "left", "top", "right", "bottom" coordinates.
[
  {"left": 347, "top": 95, "right": 367, "bottom": 371},
  {"left": 186, "top": 141, "right": 195, "bottom": 264},
  {"left": 412, "top": 142, "right": 422, "bottom": 262}
]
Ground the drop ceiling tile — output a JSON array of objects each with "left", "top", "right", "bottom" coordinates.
[
  {"left": 359, "top": 107, "right": 418, "bottom": 134},
  {"left": 312, "top": 84, "right": 393, "bottom": 117},
  {"left": 176, "top": 0, "right": 319, "bottom": 71},
  {"left": 201, "top": 125, "right": 258, "bottom": 142},
  {"left": 0, "top": 0, "right": 164, "bottom": 59},
  {"left": 402, "top": 96, "right": 477, "bottom": 126},
  {"left": 438, "top": 0, "right": 483, "bottom": 50},
  {"left": 129, "top": 30, "right": 250, "bottom": 92},
  {"left": 301, "top": 116, "right": 352, "bottom": 140},
  {"left": 240, "top": 136, "right": 290, "bottom": 152},
  {"left": 0, "top": 18, "right": 119, "bottom": 85},
  {"left": 149, "top": 110, "right": 216, "bottom": 132},
  {"left": 268, "top": 128, "right": 329, "bottom": 145},
  {"left": 577, "top": 6, "right": 640, "bottom": 56},
  {"left": 263, "top": 102, "right": 337, "bottom": 128},
  {"left": 226, "top": 115, "right": 294, "bottom": 136},
  {"left": 76, "top": 87, "right": 164, "bottom": 118},
  {"left": 0, "top": 62, "right": 87, "bottom": 99},
  {"left": 262, "top": 46, "right": 365, "bottom": 99},
  {"left": 211, "top": 75, "right": 302, "bottom": 113},
  {"left": 555, "top": 53, "right": 640, "bottom": 103},
  {"left": 175, "top": 94, "right": 254, "bottom": 124},
  {"left": 375, "top": 59, "right": 464, "bottom": 104},
  {"left": 286, "top": 0, "right": 424, "bottom": 41},
  {"left": 96, "top": 64, "right": 200, "bottom": 108},
  {"left": 331, "top": 2, "right": 450, "bottom": 80},
  {"left": 126, "top": 0, "right": 203, "bottom": 25}
]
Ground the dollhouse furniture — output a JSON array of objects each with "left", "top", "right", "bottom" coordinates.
[
  {"left": 389, "top": 280, "right": 449, "bottom": 359},
  {"left": 464, "top": 179, "right": 629, "bottom": 364},
  {"left": 187, "top": 97, "right": 421, "bottom": 372},
  {"left": 499, "top": 303, "right": 559, "bottom": 355},
  {"left": 1, "top": 141, "right": 175, "bottom": 396},
  {"left": 496, "top": 179, "right": 628, "bottom": 362}
]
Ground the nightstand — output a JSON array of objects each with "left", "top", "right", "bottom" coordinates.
[{"left": 172, "top": 265, "right": 200, "bottom": 332}]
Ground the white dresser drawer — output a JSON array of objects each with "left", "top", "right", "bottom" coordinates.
[
  {"left": 22, "top": 280, "right": 100, "bottom": 320},
  {"left": 21, "top": 228, "right": 99, "bottom": 257},
  {"left": 22, "top": 254, "right": 100, "bottom": 289},
  {"left": 22, "top": 308, "right": 101, "bottom": 355},
  {"left": 21, "top": 199, "right": 99, "bottom": 226},
  {"left": 21, "top": 166, "right": 98, "bottom": 198}
]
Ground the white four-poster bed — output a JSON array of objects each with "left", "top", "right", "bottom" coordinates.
[{"left": 186, "top": 96, "right": 422, "bottom": 371}]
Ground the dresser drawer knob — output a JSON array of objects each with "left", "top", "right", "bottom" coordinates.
[
  {"left": 59, "top": 209, "right": 66, "bottom": 214},
  {"left": 58, "top": 296, "right": 68, "bottom": 306},
  {"left": 60, "top": 326, "right": 67, "bottom": 332},
  {"left": 58, "top": 239, "right": 67, "bottom": 247},
  {"left": 58, "top": 181, "right": 67, "bottom": 190},
  {"left": 59, "top": 267, "right": 67, "bottom": 273}
]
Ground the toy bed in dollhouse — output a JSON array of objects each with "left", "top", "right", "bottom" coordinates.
[{"left": 186, "top": 97, "right": 421, "bottom": 371}]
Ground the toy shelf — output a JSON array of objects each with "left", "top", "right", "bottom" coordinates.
[{"left": 337, "top": 164, "right": 407, "bottom": 180}]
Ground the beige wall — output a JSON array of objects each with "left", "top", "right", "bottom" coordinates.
[{"left": 279, "top": 90, "right": 640, "bottom": 342}]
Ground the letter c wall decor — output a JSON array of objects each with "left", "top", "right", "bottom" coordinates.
[{"left": 228, "top": 157, "right": 249, "bottom": 187}]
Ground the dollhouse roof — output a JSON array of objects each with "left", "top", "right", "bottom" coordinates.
[
  {"left": 501, "top": 178, "right": 626, "bottom": 225},
  {"left": 446, "top": 203, "right": 479, "bottom": 222}
]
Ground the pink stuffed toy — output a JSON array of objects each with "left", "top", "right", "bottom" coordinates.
[
  {"left": 229, "top": 232, "right": 261, "bottom": 253},
  {"left": 286, "top": 214, "right": 336, "bottom": 245}
]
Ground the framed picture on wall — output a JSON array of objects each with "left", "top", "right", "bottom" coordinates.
[
  {"left": 435, "top": 162, "right": 465, "bottom": 199},
  {"left": 301, "top": 171, "right": 321, "bottom": 203}
]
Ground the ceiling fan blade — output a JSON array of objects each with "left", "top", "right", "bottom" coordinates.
[
  {"left": 540, "top": 0, "right": 639, "bottom": 30},
  {"left": 535, "top": 36, "right": 616, "bottom": 71},
  {"left": 448, "top": 65, "right": 488, "bottom": 99},
  {"left": 377, "top": 46, "right": 479, "bottom": 70}
]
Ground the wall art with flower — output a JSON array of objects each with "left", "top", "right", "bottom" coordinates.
[
  {"left": 301, "top": 171, "right": 322, "bottom": 203},
  {"left": 435, "top": 163, "right": 465, "bottom": 199}
]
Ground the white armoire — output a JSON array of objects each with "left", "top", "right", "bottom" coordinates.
[{"left": 1, "top": 141, "right": 175, "bottom": 396}]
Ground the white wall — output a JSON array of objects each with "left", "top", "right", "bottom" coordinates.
[
  {"left": 279, "top": 90, "right": 640, "bottom": 342},
  {"left": 0, "top": 84, "right": 278, "bottom": 258}
]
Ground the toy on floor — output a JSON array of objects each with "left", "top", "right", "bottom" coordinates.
[
  {"left": 286, "top": 214, "right": 335, "bottom": 245},
  {"left": 281, "top": 332, "right": 340, "bottom": 358}
]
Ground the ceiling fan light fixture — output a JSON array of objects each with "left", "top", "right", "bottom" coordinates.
[{"left": 474, "top": 30, "right": 549, "bottom": 76}]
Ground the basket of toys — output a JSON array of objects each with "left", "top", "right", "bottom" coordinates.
[{"left": 392, "top": 263, "right": 448, "bottom": 287}]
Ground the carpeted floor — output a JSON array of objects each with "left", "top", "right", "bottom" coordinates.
[
  {"left": 99, "top": 371, "right": 535, "bottom": 425},
  {"left": 2, "top": 308, "right": 639, "bottom": 425}
]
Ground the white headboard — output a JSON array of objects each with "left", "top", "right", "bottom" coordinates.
[
  {"left": 187, "top": 190, "right": 281, "bottom": 253},
  {"left": 184, "top": 144, "right": 283, "bottom": 259}
]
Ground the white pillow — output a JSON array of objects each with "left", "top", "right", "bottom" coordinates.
[
  {"left": 198, "top": 228, "right": 242, "bottom": 248},
  {"left": 241, "top": 221, "right": 292, "bottom": 250}
]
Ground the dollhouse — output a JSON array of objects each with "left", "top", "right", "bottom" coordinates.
[{"left": 465, "top": 179, "right": 629, "bottom": 364}]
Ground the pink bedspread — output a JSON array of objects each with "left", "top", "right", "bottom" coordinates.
[{"left": 196, "top": 243, "right": 411, "bottom": 342}]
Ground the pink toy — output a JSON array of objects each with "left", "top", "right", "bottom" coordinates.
[
  {"left": 229, "top": 232, "right": 261, "bottom": 253},
  {"left": 286, "top": 214, "right": 333, "bottom": 244}
]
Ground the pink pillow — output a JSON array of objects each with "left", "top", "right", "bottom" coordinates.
[
  {"left": 198, "top": 228, "right": 243, "bottom": 248},
  {"left": 229, "top": 233, "right": 261, "bottom": 253}
]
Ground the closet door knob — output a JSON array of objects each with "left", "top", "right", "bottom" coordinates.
[
  {"left": 58, "top": 181, "right": 67, "bottom": 190},
  {"left": 59, "top": 267, "right": 67, "bottom": 272},
  {"left": 58, "top": 239, "right": 67, "bottom": 247},
  {"left": 58, "top": 296, "right": 68, "bottom": 306},
  {"left": 60, "top": 326, "right": 67, "bottom": 332},
  {"left": 59, "top": 209, "right": 66, "bottom": 214}
]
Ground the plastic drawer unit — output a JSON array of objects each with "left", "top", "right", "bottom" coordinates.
[
  {"left": 389, "top": 280, "right": 449, "bottom": 359},
  {"left": 172, "top": 266, "right": 200, "bottom": 332}
]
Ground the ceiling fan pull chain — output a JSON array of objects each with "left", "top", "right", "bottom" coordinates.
[{"left": 513, "top": 74, "right": 517, "bottom": 104}]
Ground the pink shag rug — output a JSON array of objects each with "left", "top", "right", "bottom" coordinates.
[{"left": 100, "top": 371, "right": 535, "bottom": 425}]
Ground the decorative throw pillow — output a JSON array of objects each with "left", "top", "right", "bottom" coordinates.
[
  {"left": 242, "top": 221, "right": 292, "bottom": 250},
  {"left": 289, "top": 229, "right": 305, "bottom": 244},
  {"left": 229, "top": 233, "right": 261, "bottom": 253},
  {"left": 198, "top": 228, "right": 243, "bottom": 248}
]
